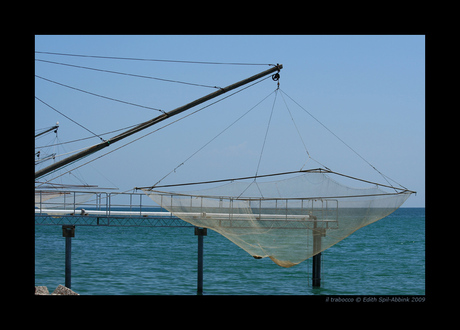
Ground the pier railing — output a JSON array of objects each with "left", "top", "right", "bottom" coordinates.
[{"left": 34, "top": 190, "right": 193, "bottom": 227}]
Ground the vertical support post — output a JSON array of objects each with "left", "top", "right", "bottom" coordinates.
[
  {"left": 312, "top": 251, "right": 321, "bottom": 288},
  {"left": 62, "top": 225, "right": 75, "bottom": 289},
  {"left": 195, "top": 227, "right": 207, "bottom": 295},
  {"left": 312, "top": 215, "right": 324, "bottom": 288}
]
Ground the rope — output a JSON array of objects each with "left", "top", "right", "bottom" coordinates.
[
  {"left": 35, "top": 75, "right": 165, "bottom": 113},
  {"left": 35, "top": 51, "right": 274, "bottom": 66},
  {"left": 255, "top": 89, "right": 278, "bottom": 177},
  {"left": 35, "top": 123, "right": 140, "bottom": 149},
  {"left": 279, "top": 91, "right": 310, "bottom": 157},
  {"left": 278, "top": 89, "right": 405, "bottom": 191},
  {"left": 151, "top": 84, "right": 276, "bottom": 188},
  {"left": 139, "top": 168, "right": 415, "bottom": 196},
  {"left": 36, "top": 59, "right": 222, "bottom": 89},
  {"left": 37, "top": 76, "right": 272, "bottom": 186},
  {"left": 35, "top": 96, "right": 106, "bottom": 142},
  {"left": 279, "top": 91, "right": 331, "bottom": 171},
  {"left": 139, "top": 169, "right": 318, "bottom": 189}
]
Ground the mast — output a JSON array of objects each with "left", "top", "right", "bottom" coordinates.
[
  {"left": 35, "top": 64, "right": 283, "bottom": 179},
  {"left": 35, "top": 122, "right": 59, "bottom": 138}
]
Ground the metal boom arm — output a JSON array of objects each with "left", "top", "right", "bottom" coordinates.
[{"left": 35, "top": 64, "right": 283, "bottom": 179}]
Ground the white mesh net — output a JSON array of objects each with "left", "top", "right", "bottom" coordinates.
[{"left": 143, "top": 170, "right": 413, "bottom": 267}]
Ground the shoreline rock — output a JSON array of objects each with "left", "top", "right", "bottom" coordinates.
[
  {"left": 35, "top": 286, "right": 49, "bottom": 295},
  {"left": 35, "top": 285, "right": 79, "bottom": 295}
]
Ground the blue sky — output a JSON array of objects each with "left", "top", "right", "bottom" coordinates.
[{"left": 35, "top": 35, "right": 425, "bottom": 206}]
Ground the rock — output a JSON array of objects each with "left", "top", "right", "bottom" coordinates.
[
  {"left": 52, "top": 284, "right": 79, "bottom": 295},
  {"left": 35, "top": 284, "right": 79, "bottom": 295},
  {"left": 35, "top": 286, "right": 49, "bottom": 295}
]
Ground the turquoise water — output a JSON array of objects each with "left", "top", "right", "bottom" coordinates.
[{"left": 35, "top": 208, "right": 425, "bottom": 295}]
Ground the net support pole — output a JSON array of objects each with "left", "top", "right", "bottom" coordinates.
[
  {"left": 312, "top": 224, "right": 325, "bottom": 288},
  {"left": 62, "top": 225, "right": 75, "bottom": 289},
  {"left": 35, "top": 64, "right": 283, "bottom": 180},
  {"left": 195, "top": 227, "right": 207, "bottom": 295},
  {"left": 312, "top": 252, "right": 321, "bottom": 288}
]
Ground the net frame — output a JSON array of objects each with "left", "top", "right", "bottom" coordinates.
[{"left": 142, "top": 169, "right": 414, "bottom": 267}]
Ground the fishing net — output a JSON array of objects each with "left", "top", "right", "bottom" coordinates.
[{"left": 142, "top": 169, "right": 413, "bottom": 267}]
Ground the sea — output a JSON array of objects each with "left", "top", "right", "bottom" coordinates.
[{"left": 35, "top": 207, "right": 425, "bottom": 295}]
